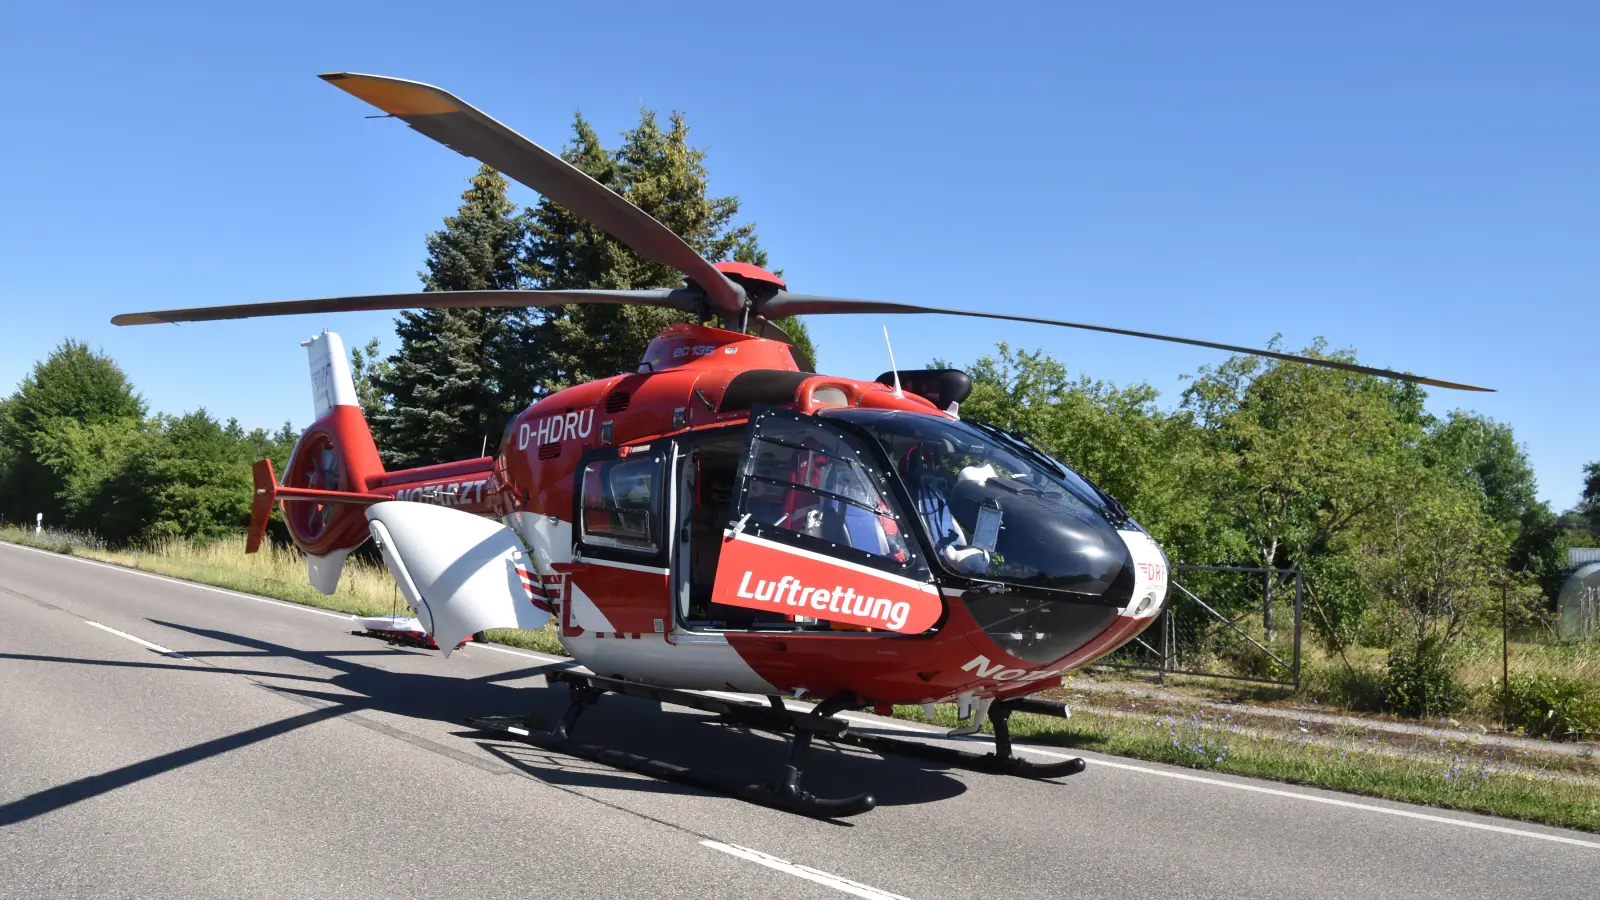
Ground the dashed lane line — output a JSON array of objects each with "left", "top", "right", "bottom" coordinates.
[
  {"left": 701, "top": 840, "right": 912, "bottom": 900},
  {"left": 84, "top": 620, "right": 190, "bottom": 659}
]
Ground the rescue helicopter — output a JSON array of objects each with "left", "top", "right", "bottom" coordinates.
[{"left": 113, "top": 73, "right": 1491, "bottom": 817}]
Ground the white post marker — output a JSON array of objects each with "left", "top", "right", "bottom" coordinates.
[{"left": 35, "top": 512, "right": 42, "bottom": 536}]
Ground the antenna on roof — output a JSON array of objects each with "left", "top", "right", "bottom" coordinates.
[{"left": 882, "top": 325, "right": 902, "bottom": 398}]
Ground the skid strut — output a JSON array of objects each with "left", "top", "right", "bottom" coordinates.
[{"left": 467, "top": 670, "right": 876, "bottom": 819}]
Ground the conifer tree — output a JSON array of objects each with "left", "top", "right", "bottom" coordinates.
[
  {"left": 1581, "top": 462, "right": 1600, "bottom": 533},
  {"left": 349, "top": 338, "right": 391, "bottom": 422},
  {"left": 516, "top": 110, "right": 814, "bottom": 395},
  {"left": 374, "top": 166, "right": 526, "bottom": 468}
]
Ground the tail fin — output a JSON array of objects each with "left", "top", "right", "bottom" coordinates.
[
  {"left": 256, "top": 331, "right": 387, "bottom": 594},
  {"left": 306, "top": 330, "right": 361, "bottom": 420}
]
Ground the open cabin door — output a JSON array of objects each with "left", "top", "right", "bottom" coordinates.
[
  {"left": 708, "top": 405, "right": 943, "bottom": 635},
  {"left": 561, "top": 444, "right": 672, "bottom": 639}
]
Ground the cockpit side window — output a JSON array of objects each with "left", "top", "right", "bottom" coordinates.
[{"left": 734, "top": 407, "right": 929, "bottom": 581}]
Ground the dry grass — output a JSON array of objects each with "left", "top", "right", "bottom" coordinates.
[
  {"left": 0, "top": 526, "right": 566, "bottom": 654},
  {"left": 1459, "top": 640, "right": 1600, "bottom": 692}
]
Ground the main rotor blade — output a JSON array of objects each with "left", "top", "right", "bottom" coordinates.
[
  {"left": 112, "top": 289, "right": 696, "bottom": 326},
  {"left": 320, "top": 72, "right": 745, "bottom": 319},
  {"left": 759, "top": 294, "right": 1493, "bottom": 392}
]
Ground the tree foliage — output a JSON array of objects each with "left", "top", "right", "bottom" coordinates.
[
  {"left": 516, "top": 110, "right": 812, "bottom": 394},
  {"left": 370, "top": 113, "right": 814, "bottom": 466},
  {"left": 0, "top": 341, "right": 295, "bottom": 544},
  {"left": 1425, "top": 411, "right": 1538, "bottom": 529},
  {"left": 1181, "top": 339, "right": 1419, "bottom": 574},
  {"left": 947, "top": 343, "right": 1233, "bottom": 565},
  {"left": 1580, "top": 462, "right": 1600, "bottom": 532},
  {"left": 372, "top": 166, "right": 527, "bottom": 469},
  {"left": 349, "top": 337, "right": 392, "bottom": 423},
  {"left": 0, "top": 340, "right": 145, "bottom": 525},
  {"left": 944, "top": 337, "right": 1569, "bottom": 663}
]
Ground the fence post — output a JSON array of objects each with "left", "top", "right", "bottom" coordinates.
[
  {"left": 1501, "top": 580, "right": 1509, "bottom": 731},
  {"left": 1292, "top": 571, "right": 1303, "bottom": 691},
  {"left": 1158, "top": 608, "right": 1169, "bottom": 685},
  {"left": 1263, "top": 569, "right": 1274, "bottom": 642}
]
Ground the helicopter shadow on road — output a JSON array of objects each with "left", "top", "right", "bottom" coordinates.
[
  {"left": 136, "top": 619, "right": 973, "bottom": 813},
  {"left": 456, "top": 701, "right": 979, "bottom": 815}
]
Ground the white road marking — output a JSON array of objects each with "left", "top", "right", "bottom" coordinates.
[
  {"left": 84, "top": 620, "right": 189, "bottom": 658},
  {"left": 701, "top": 840, "right": 912, "bottom": 900},
  {"left": 1085, "top": 757, "right": 1600, "bottom": 850},
  {"left": 0, "top": 541, "right": 355, "bottom": 619},
  {"left": 469, "top": 642, "right": 567, "bottom": 664},
  {"left": 13, "top": 541, "right": 1598, "bottom": 851}
]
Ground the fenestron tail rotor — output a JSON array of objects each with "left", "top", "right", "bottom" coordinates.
[{"left": 109, "top": 71, "right": 1492, "bottom": 393}]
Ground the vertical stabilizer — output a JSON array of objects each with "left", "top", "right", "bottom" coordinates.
[
  {"left": 273, "top": 330, "right": 384, "bottom": 594},
  {"left": 304, "top": 331, "right": 359, "bottom": 420}
]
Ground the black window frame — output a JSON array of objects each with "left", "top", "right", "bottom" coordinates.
[
  {"left": 572, "top": 444, "right": 670, "bottom": 568},
  {"left": 729, "top": 405, "right": 934, "bottom": 583}
]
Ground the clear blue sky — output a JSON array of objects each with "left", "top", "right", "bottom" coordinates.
[{"left": 2, "top": 1, "right": 1595, "bottom": 508}]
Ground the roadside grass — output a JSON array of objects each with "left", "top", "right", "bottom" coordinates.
[
  {"left": 5, "top": 526, "right": 1596, "bottom": 832},
  {"left": 895, "top": 702, "right": 1600, "bottom": 834},
  {"left": 0, "top": 525, "right": 566, "bottom": 655}
]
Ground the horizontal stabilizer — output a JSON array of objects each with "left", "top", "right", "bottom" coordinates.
[{"left": 365, "top": 501, "right": 550, "bottom": 656}]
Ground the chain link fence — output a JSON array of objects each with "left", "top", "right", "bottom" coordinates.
[{"left": 1095, "top": 565, "right": 1303, "bottom": 688}]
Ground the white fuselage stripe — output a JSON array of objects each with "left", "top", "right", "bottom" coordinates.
[
  {"left": 575, "top": 556, "right": 669, "bottom": 575},
  {"left": 724, "top": 530, "right": 938, "bottom": 595}
]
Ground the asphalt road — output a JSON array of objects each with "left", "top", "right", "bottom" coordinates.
[{"left": 1, "top": 541, "right": 1595, "bottom": 900}]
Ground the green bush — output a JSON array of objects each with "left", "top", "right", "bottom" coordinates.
[
  {"left": 1300, "top": 656, "right": 1389, "bottom": 713},
  {"left": 1499, "top": 673, "right": 1600, "bottom": 742},
  {"left": 1215, "top": 634, "right": 1287, "bottom": 682},
  {"left": 1384, "top": 637, "right": 1466, "bottom": 718}
]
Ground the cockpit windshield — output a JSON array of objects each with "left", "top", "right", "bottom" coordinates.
[{"left": 821, "top": 408, "right": 1130, "bottom": 596}]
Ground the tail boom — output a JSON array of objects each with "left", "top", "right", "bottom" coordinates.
[{"left": 247, "top": 330, "right": 501, "bottom": 596}]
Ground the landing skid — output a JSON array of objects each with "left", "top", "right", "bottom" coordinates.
[
  {"left": 468, "top": 670, "right": 873, "bottom": 818},
  {"left": 833, "top": 703, "right": 1088, "bottom": 779},
  {"left": 465, "top": 671, "right": 1085, "bottom": 818}
]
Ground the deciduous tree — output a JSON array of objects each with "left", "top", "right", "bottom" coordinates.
[
  {"left": 0, "top": 340, "right": 145, "bottom": 525},
  {"left": 948, "top": 343, "right": 1234, "bottom": 565}
]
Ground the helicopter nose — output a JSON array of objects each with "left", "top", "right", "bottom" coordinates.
[{"left": 1118, "top": 529, "right": 1168, "bottom": 619}]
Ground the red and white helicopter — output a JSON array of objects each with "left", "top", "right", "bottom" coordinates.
[{"left": 115, "top": 73, "right": 1490, "bottom": 816}]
